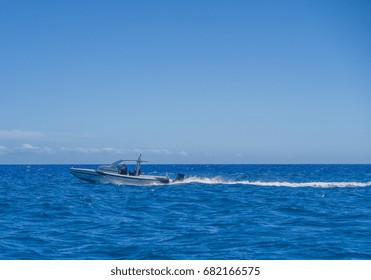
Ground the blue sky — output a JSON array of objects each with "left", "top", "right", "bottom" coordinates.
[{"left": 1, "top": 0, "right": 370, "bottom": 164}]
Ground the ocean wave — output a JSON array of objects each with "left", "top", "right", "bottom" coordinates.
[{"left": 172, "top": 176, "right": 371, "bottom": 188}]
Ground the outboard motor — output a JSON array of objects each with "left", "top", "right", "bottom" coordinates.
[{"left": 175, "top": 173, "right": 185, "bottom": 182}]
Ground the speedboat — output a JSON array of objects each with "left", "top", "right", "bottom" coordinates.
[{"left": 70, "top": 154, "right": 184, "bottom": 186}]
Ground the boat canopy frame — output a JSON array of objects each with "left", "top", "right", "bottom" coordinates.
[{"left": 101, "top": 154, "right": 148, "bottom": 176}]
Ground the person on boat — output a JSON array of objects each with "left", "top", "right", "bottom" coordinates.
[{"left": 119, "top": 164, "right": 127, "bottom": 175}]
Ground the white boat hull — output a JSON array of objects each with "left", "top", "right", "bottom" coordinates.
[{"left": 70, "top": 167, "right": 170, "bottom": 186}]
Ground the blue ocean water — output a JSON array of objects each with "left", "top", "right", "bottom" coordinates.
[{"left": 0, "top": 164, "right": 371, "bottom": 260}]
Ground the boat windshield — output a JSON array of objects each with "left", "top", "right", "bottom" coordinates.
[{"left": 97, "top": 164, "right": 119, "bottom": 173}]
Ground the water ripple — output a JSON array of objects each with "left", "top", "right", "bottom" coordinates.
[{"left": 0, "top": 164, "right": 370, "bottom": 259}]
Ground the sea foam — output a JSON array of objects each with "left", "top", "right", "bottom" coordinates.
[{"left": 173, "top": 176, "right": 371, "bottom": 188}]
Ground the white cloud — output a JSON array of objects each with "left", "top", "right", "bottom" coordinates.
[
  {"left": 60, "top": 147, "right": 174, "bottom": 156},
  {"left": 130, "top": 148, "right": 173, "bottom": 155},
  {"left": 18, "top": 143, "right": 54, "bottom": 154},
  {"left": 178, "top": 150, "right": 188, "bottom": 156},
  {"left": 21, "top": 143, "right": 40, "bottom": 151},
  {"left": 0, "top": 145, "right": 9, "bottom": 153},
  {"left": 0, "top": 129, "right": 45, "bottom": 139},
  {"left": 0, "top": 143, "right": 178, "bottom": 157},
  {"left": 61, "top": 147, "right": 95, "bottom": 153},
  {"left": 60, "top": 147, "right": 128, "bottom": 154},
  {"left": 43, "top": 147, "right": 54, "bottom": 154},
  {"left": 0, "top": 143, "right": 55, "bottom": 154},
  {"left": 147, "top": 149, "right": 172, "bottom": 155}
]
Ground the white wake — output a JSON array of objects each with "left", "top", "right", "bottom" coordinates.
[{"left": 172, "top": 176, "right": 371, "bottom": 188}]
